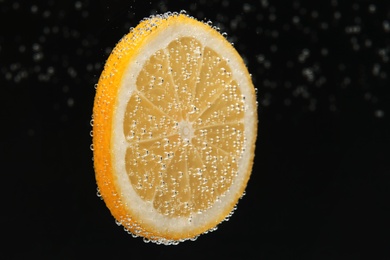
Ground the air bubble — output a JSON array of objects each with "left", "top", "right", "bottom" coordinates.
[
  {"left": 190, "top": 235, "right": 199, "bottom": 241},
  {"left": 383, "top": 20, "right": 390, "bottom": 33},
  {"left": 209, "top": 226, "right": 218, "bottom": 232},
  {"left": 374, "top": 110, "right": 384, "bottom": 118},
  {"left": 96, "top": 187, "right": 102, "bottom": 199},
  {"left": 368, "top": 4, "right": 376, "bottom": 13}
]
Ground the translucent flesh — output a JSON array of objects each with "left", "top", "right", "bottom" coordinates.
[{"left": 123, "top": 37, "right": 245, "bottom": 217}]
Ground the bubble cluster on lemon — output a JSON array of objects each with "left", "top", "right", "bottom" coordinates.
[{"left": 92, "top": 12, "right": 257, "bottom": 245}]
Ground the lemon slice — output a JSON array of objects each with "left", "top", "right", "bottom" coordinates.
[{"left": 92, "top": 12, "right": 257, "bottom": 244}]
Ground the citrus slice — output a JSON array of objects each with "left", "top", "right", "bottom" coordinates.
[{"left": 92, "top": 12, "right": 257, "bottom": 244}]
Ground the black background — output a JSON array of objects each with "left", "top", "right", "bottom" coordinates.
[{"left": 1, "top": 0, "right": 390, "bottom": 259}]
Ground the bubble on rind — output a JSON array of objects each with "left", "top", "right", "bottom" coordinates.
[{"left": 96, "top": 187, "right": 103, "bottom": 199}]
